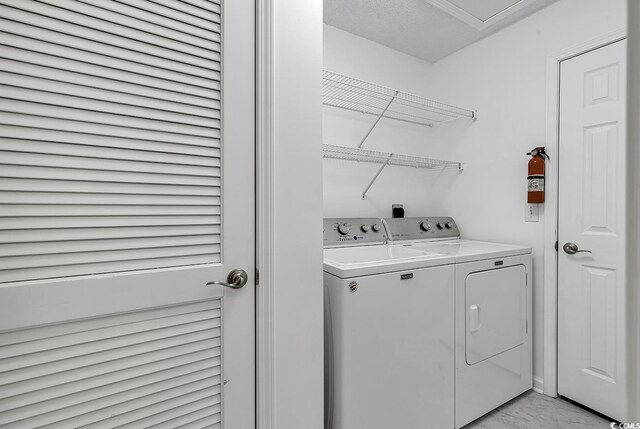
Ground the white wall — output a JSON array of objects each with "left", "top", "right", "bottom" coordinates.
[
  {"left": 323, "top": 25, "right": 474, "bottom": 218},
  {"left": 424, "top": 0, "right": 626, "bottom": 390},
  {"left": 272, "top": 1, "right": 324, "bottom": 428},
  {"left": 323, "top": 0, "right": 626, "bottom": 390}
]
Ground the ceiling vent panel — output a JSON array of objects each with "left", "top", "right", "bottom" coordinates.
[
  {"left": 424, "top": 0, "right": 538, "bottom": 30},
  {"left": 446, "top": 0, "right": 522, "bottom": 21}
]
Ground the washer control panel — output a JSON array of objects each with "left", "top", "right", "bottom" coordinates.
[
  {"left": 323, "top": 218, "right": 387, "bottom": 247},
  {"left": 384, "top": 217, "right": 460, "bottom": 241}
]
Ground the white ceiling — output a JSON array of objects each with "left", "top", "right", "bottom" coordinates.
[{"left": 324, "top": 0, "right": 559, "bottom": 63}]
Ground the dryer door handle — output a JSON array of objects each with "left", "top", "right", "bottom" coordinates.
[{"left": 469, "top": 305, "right": 481, "bottom": 332}]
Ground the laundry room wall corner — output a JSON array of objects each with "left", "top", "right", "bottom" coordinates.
[{"left": 322, "top": 26, "right": 452, "bottom": 218}]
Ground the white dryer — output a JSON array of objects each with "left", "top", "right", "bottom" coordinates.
[
  {"left": 384, "top": 217, "right": 533, "bottom": 428},
  {"left": 323, "top": 218, "right": 456, "bottom": 429}
]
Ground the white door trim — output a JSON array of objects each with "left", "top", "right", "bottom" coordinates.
[
  {"left": 256, "top": 0, "right": 275, "bottom": 427},
  {"left": 627, "top": 1, "right": 640, "bottom": 419},
  {"left": 543, "top": 28, "right": 627, "bottom": 398}
]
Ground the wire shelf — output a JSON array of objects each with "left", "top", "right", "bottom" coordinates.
[
  {"left": 323, "top": 144, "right": 462, "bottom": 199},
  {"left": 323, "top": 70, "right": 476, "bottom": 127},
  {"left": 322, "top": 144, "right": 462, "bottom": 169}
]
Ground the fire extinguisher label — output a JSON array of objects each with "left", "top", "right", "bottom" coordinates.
[{"left": 528, "top": 176, "right": 545, "bottom": 191}]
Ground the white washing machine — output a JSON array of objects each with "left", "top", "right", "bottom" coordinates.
[
  {"left": 384, "top": 217, "right": 533, "bottom": 428},
  {"left": 323, "top": 218, "right": 456, "bottom": 429}
]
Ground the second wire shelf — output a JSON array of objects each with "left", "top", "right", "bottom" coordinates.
[{"left": 323, "top": 144, "right": 462, "bottom": 199}]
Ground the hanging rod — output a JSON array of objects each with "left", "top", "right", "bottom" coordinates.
[
  {"left": 322, "top": 70, "right": 477, "bottom": 129},
  {"left": 322, "top": 144, "right": 463, "bottom": 199}
]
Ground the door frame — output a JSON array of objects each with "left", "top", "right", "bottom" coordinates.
[
  {"left": 543, "top": 29, "right": 626, "bottom": 397},
  {"left": 256, "top": 0, "right": 275, "bottom": 427},
  {"left": 256, "top": 0, "right": 324, "bottom": 426}
]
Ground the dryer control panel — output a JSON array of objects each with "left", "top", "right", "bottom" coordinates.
[
  {"left": 384, "top": 217, "right": 460, "bottom": 241},
  {"left": 323, "top": 218, "right": 387, "bottom": 247}
]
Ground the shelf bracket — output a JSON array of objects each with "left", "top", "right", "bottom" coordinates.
[
  {"left": 361, "top": 154, "right": 392, "bottom": 199},
  {"left": 357, "top": 90, "right": 399, "bottom": 148}
]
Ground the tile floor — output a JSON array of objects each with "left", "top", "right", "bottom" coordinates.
[{"left": 464, "top": 390, "right": 614, "bottom": 429}]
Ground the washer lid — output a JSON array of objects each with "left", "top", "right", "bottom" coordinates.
[
  {"left": 323, "top": 244, "right": 454, "bottom": 278},
  {"left": 397, "top": 239, "right": 531, "bottom": 263}
]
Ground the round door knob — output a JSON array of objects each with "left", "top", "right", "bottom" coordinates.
[
  {"left": 338, "top": 223, "right": 350, "bottom": 235},
  {"left": 445, "top": 222, "right": 453, "bottom": 229},
  {"left": 420, "top": 222, "right": 431, "bottom": 231},
  {"left": 361, "top": 224, "right": 370, "bottom": 233},
  {"left": 372, "top": 224, "right": 382, "bottom": 232}
]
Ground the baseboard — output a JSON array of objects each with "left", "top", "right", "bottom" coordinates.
[{"left": 532, "top": 376, "right": 544, "bottom": 394}]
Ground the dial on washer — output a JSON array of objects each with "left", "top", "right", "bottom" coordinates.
[{"left": 338, "top": 223, "right": 350, "bottom": 235}]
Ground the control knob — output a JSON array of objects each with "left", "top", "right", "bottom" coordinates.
[
  {"left": 337, "top": 223, "right": 350, "bottom": 235},
  {"left": 436, "top": 222, "right": 444, "bottom": 230},
  {"left": 361, "top": 224, "right": 371, "bottom": 233},
  {"left": 445, "top": 222, "right": 453, "bottom": 229},
  {"left": 420, "top": 221, "right": 431, "bottom": 232},
  {"left": 371, "top": 224, "right": 382, "bottom": 232}
]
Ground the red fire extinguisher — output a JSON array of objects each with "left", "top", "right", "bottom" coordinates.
[{"left": 527, "top": 147, "right": 549, "bottom": 203}]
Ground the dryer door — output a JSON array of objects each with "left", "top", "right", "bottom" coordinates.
[{"left": 465, "top": 265, "right": 527, "bottom": 365}]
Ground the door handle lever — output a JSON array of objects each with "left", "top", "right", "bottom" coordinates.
[
  {"left": 207, "top": 269, "right": 248, "bottom": 289},
  {"left": 563, "top": 242, "right": 592, "bottom": 255}
]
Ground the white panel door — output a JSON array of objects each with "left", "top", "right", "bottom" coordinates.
[
  {"left": 0, "top": 0, "right": 255, "bottom": 427},
  {"left": 558, "top": 40, "right": 627, "bottom": 421}
]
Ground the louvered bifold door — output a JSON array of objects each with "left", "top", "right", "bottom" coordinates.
[
  {"left": 0, "top": 300, "right": 224, "bottom": 428},
  {"left": 0, "top": 0, "right": 223, "bottom": 283},
  {"left": 0, "top": 0, "right": 256, "bottom": 427}
]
